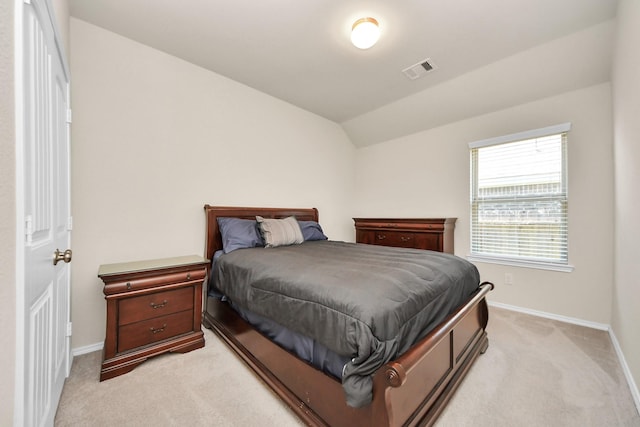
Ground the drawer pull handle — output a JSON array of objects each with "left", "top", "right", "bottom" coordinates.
[
  {"left": 187, "top": 273, "right": 191, "bottom": 280},
  {"left": 150, "top": 300, "right": 168, "bottom": 309},
  {"left": 377, "top": 234, "right": 386, "bottom": 240},
  {"left": 400, "top": 236, "right": 412, "bottom": 242},
  {"left": 150, "top": 324, "right": 167, "bottom": 334}
]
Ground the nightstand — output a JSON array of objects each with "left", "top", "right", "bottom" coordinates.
[{"left": 98, "top": 255, "right": 208, "bottom": 381}]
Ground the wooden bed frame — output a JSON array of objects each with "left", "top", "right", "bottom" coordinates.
[{"left": 202, "top": 205, "right": 493, "bottom": 426}]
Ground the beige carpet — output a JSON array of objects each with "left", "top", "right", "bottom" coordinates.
[{"left": 55, "top": 307, "right": 640, "bottom": 426}]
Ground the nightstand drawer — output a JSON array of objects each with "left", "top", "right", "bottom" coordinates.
[
  {"left": 118, "top": 310, "right": 194, "bottom": 353},
  {"left": 118, "top": 287, "right": 194, "bottom": 326},
  {"left": 105, "top": 269, "right": 206, "bottom": 294}
]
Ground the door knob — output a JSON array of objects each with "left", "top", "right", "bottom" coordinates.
[{"left": 53, "top": 249, "right": 73, "bottom": 266}]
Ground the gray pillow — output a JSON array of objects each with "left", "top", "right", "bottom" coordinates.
[{"left": 256, "top": 216, "right": 304, "bottom": 248}]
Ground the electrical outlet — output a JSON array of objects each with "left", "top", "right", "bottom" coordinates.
[{"left": 504, "top": 273, "right": 514, "bottom": 285}]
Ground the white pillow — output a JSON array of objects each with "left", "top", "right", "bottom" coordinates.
[{"left": 256, "top": 216, "right": 304, "bottom": 248}]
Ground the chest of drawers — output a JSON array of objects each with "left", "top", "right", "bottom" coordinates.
[
  {"left": 98, "top": 255, "right": 208, "bottom": 381},
  {"left": 353, "top": 218, "right": 456, "bottom": 254}
]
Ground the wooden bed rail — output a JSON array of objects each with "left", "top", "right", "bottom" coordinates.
[
  {"left": 370, "top": 282, "right": 494, "bottom": 426},
  {"left": 383, "top": 281, "right": 494, "bottom": 388}
]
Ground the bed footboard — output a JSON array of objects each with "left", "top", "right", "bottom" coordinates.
[
  {"left": 203, "top": 282, "right": 493, "bottom": 427},
  {"left": 373, "top": 282, "right": 493, "bottom": 426}
]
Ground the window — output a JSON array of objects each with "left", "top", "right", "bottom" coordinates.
[{"left": 468, "top": 123, "right": 572, "bottom": 272}]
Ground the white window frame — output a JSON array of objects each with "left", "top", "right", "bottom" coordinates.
[{"left": 467, "top": 123, "right": 574, "bottom": 272}]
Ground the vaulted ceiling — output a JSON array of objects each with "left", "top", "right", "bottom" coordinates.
[{"left": 70, "top": 0, "right": 618, "bottom": 146}]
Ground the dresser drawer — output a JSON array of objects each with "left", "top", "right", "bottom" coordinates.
[
  {"left": 118, "top": 310, "right": 194, "bottom": 353},
  {"left": 118, "top": 287, "right": 194, "bottom": 326},
  {"left": 374, "top": 231, "right": 441, "bottom": 251}
]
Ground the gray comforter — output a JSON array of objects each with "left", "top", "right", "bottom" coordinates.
[{"left": 214, "top": 240, "right": 480, "bottom": 407}]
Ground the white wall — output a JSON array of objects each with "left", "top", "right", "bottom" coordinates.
[
  {"left": 354, "top": 83, "right": 614, "bottom": 324},
  {"left": 612, "top": 0, "right": 640, "bottom": 405},
  {"left": 69, "top": 19, "right": 356, "bottom": 349},
  {"left": 1, "top": 1, "right": 16, "bottom": 423}
]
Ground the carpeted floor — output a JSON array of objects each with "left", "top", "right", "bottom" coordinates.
[{"left": 55, "top": 307, "right": 640, "bottom": 426}]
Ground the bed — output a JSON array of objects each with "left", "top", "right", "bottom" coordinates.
[{"left": 202, "top": 205, "right": 493, "bottom": 426}]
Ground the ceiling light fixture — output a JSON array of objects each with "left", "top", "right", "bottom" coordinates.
[{"left": 350, "top": 17, "right": 380, "bottom": 49}]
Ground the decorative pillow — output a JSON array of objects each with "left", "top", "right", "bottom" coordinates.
[
  {"left": 298, "top": 220, "right": 328, "bottom": 241},
  {"left": 217, "top": 217, "right": 263, "bottom": 253},
  {"left": 256, "top": 216, "right": 304, "bottom": 248}
]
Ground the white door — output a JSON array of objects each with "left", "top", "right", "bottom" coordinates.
[{"left": 20, "top": 0, "right": 72, "bottom": 425}]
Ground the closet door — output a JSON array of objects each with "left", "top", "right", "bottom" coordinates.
[{"left": 20, "top": 1, "right": 72, "bottom": 425}]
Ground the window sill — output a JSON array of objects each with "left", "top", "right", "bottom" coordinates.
[{"left": 466, "top": 255, "right": 574, "bottom": 273}]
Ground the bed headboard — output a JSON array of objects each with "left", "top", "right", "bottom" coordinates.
[{"left": 203, "top": 205, "right": 319, "bottom": 262}]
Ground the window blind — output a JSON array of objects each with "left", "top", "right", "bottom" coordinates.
[{"left": 470, "top": 124, "right": 569, "bottom": 266}]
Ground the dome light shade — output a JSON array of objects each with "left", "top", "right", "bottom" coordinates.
[{"left": 350, "top": 17, "right": 380, "bottom": 49}]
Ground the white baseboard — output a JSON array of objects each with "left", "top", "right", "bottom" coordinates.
[
  {"left": 487, "top": 300, "right": 609, "bottom": 330},
  {"left": 72, "top": 341, "right": 103, "bottom": 357},
  {"left": 488, "top": 300, "right": 640, "bottom": 416},
  {"left": 608, "top": 328, "right": 640, "bottom": 416}
]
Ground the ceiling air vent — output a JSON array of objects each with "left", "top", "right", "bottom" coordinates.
[{"left": 402, "top": 58, "right": 436, "bottom": 80}]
